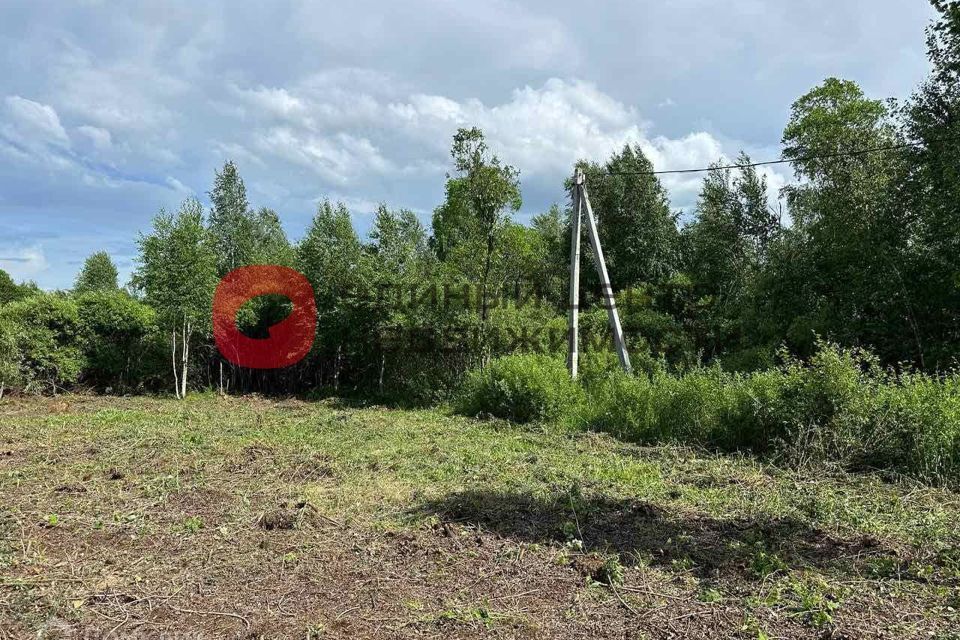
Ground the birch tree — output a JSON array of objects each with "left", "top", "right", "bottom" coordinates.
[
  {"left": 133, "top": 198, "right": 217, "bottom": 398},
  {"left": 442, "top": 128, "right": 521, "bottom": 337}
]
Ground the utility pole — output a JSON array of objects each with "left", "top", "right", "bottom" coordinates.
[
  {"left": 567, "top": 170, "right": 583, "bottom": 378},
  {"left": 568, "top": 168, "right": 632, "bottom": 377}
]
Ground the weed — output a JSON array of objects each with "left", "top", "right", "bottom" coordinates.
[
  {"left": 455, "top": 354, "right": 585, "bottom": 424},
  {"left": 787, "top": 575, "right": 845, "bottom": 628},
  {"left": 699, "top": 587, "right": 723, "bottom": 603},
  {"left": 597, "top": 555, "right": 625, "bottom": 586},
  {"left": 750, "top": 546, "right": 789, "bottom": 579},
  {"left": 181, "top": 516, "right": 203, "bottom": 533}
]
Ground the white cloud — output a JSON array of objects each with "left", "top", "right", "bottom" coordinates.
[
  {"left": 225, "top": 76, "right": 790, "bottom": 213},
  {"left": 0, "top": 245, "right": 49, "bottom": 281},
  {"left": 252, "top": 128, "right": 393, "bottom": 184},
  {"left": 231, "top": 85, "right": 308, "bottom": 121},
  {"left": 3, "top": 96, "right": 70, "bottom": 147},
  {"left": 76, "top": 125, "right": 112, "bottom": 150},
  {"left": 165, "top": 176, "right": 193, "bottom": 195}
]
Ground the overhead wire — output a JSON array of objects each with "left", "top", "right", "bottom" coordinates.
[{"left": 600, "top": 135, "right": 960, "bottom": 177}]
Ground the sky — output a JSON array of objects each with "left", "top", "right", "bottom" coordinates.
[{"left": 0, "top": 0, "right": 938, "bottom": 289}]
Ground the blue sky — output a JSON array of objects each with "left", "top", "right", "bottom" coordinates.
[{"left": 0, "top": 0, "right": 937, "bottom": 289}]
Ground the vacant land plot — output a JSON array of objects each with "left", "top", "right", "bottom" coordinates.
[{"left": 1, "top": 395, "right": 958, "bottom": 639}]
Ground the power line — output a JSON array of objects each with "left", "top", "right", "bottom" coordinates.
[{"left": 603, "top": 136, "right": 960, "bottom": 177}]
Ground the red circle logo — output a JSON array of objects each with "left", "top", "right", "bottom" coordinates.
[{"left": 213, "top": 265, "right": 317, "bottom": 369}]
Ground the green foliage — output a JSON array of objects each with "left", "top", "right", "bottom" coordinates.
[
  {"left": 0, "top": 314, "right": 24, "bottom": 392},
  {"left": 899, "top": 1, "right": 960, "bottom": 369},
  {"left": 207, "top": 160, "right": 252, "bottom": 276},
  {"left": 181, "top": 516, "right": 204, "bottom": 533},
  {"left": 574, "top": 144, "right": 679, "bottom": 289},
  {"left": 0, "top": 269, "right": 39, "bottom": 306},
  {"left": 683, "top": 157, "right": 779, "bottom": 358},
  {"left": 879, "top": 370, "right": 960, "bottom": 483},
  {"left": 133, "top": 198, "right": 218, "bottom": 331},
  {"left": 596, "top": 555, "right": 625, "bottom": 586},
  {"left": 0, "top": 268, "right": 20, "bottom": 305},
  {"left": 441, "top": 127, "right": 522, "bottom": 333},
  {"left": 456, "top": 354, "right": 584, "bottom": 424},
  {"left": 751, "top": 78, "right": 911, "bottom": 365},
  {"left": 582, "top": 341, "right": 960, "bottom": 485},
  {"left": 0, "top": 293, "right": 85, "bottom": 393},
  {"left": 786, "top": 576, "right": 845, "bottom": 628},
  {"left": 75, "top": 290, "right": 161, "bottom": 390},
  {"left": 73, "top": 251, "right": 119, "bottom": 293},
  {"left": 132, "top": 198, "right": 218, "bottom": 398},
  {"left": 296, "top": 199, "right": 364, "bottom": 362}
]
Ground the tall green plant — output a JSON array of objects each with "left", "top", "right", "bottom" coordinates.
[{"left": 132, "top": 199, "right": 218, "bottom": 399}]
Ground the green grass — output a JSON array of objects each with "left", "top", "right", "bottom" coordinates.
[
  {"left": 2, "top": 393, "right": 958, "bottom": 544},
  {"left": 461, "top": 343, "right": 960, "bottom": 486},
  {"left": 1, "top": 393, "right": 959, "bottom": 638}
]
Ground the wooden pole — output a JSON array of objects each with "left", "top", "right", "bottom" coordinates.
[
  {"left": 580, "top": 181, "right": 632, "bottom": 373},
  {"left": 567, "top": 169, "right": 583, "bottom": 378}
]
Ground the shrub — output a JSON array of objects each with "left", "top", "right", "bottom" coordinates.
[
  {"left": 0, "top": 315, "right": 24, "bottom": 395},
  {"left": 456, "top": 354, "right": 584, "bottom": 423},
  {"left": 0, "top": 293, "right": 85, "bottom": 393},
  {"left": 771, "top": 343, "right": 888, "bottom": 468},
  {"left": 580, "top": 340, "right": 960, "bottom": 486},
  {"left": 582, "top": 369, "right": 656, "bottom": 440},
  {"left": 586, "top": 365, "right": 767, "bottom": 448},
  {"left": 878, "top": 372, "right": 960, "bottom": 483},
  {"left": 76, "top": 290, "right": 163, "bottom": 391}
]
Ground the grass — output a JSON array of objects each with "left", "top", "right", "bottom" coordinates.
[
  {"left": 1, "top": 393, "right": 959, "bottom": 638},
  {"left": 462, "top": 345, "right": 960, "bottom": 486}
]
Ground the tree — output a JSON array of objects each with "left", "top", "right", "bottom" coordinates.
[
  {"left": 76, "top": 290, "right": 159, "bottom": 390},
  {"left": 250, "top": 207, "right": 295, "bottom": 266},
  {"left": 0, "top": 294, "right": 85, "bottom": 394},
  {"left": 0, "top": 269, "right": 20, "bottom": 305},
  {"left": 0, "top": 312, "right": 23, "bottom": 397},
  {"left": 370, "top": 205, "right": 430, "bottom": 275},
  {"left": 297, "top": 200, "right": 365, "bottom": 385},
  {"left": 74, "top": 251, "right": 119, "bottom": 293},
  {"left": 366, "top": 204, "right": 436, "bottom": 392},
  {"left": 766, "top": 78, "right": 911, "bottom": 360},
  {"left": 208, "top": 165, "right": 297, "bottom": 348},
  {"left": 528, "top": 205, "right": 568, "bottom": 308},
  {"left": 236, "top": 207, "right": 297, "bottom": 339},
  {"left": 207, "top": 160, "right": 254, "bottom": 277},
  {"left": 430, "top": 178, "right": 476, "bottom": 262},
  {"left": 684, "top": 155, "right": 779, "bottom": 357},
  {"left": 900, "top": 0, "right": 960, "bottom": 368},
  {"left": 572, "top": 145, "right": 680, "bottom": 291},
  {"left": 132, "top": 198, "right": 218, "bottom": 398},
  {"left": 445, "top": 128, "right": 522, "bottom": 329}
]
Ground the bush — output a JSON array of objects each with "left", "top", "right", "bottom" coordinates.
[
  {"left": 585, "top": 365, "right": 765, "bottom": 448},
  {"left": 76, "top": 290, "right": 163, "bottom": 391},
  {"left": 456, "top": 354, "right": 584, "bottom": 423},
  {"left": 772, "top": 344, "right": 887, "bottom": 469},
  {"left": 0, "top": 293, "right": 85, "bottom": 393},
  {"left": 0, "top": 315, "right": 24, "bottom": 395},
  {"left": 581, "top": 340, "right": 960, "bottom": 485},
  {"left": 582, "top": 369, "right": 656, "bottom": 440},
  {"left": 878, "top": 372, "right": 960, "bottom": 484}
]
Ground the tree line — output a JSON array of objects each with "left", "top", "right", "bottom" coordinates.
[{"left": 0, "top": 1, "right": 957, "bottom": 401}]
